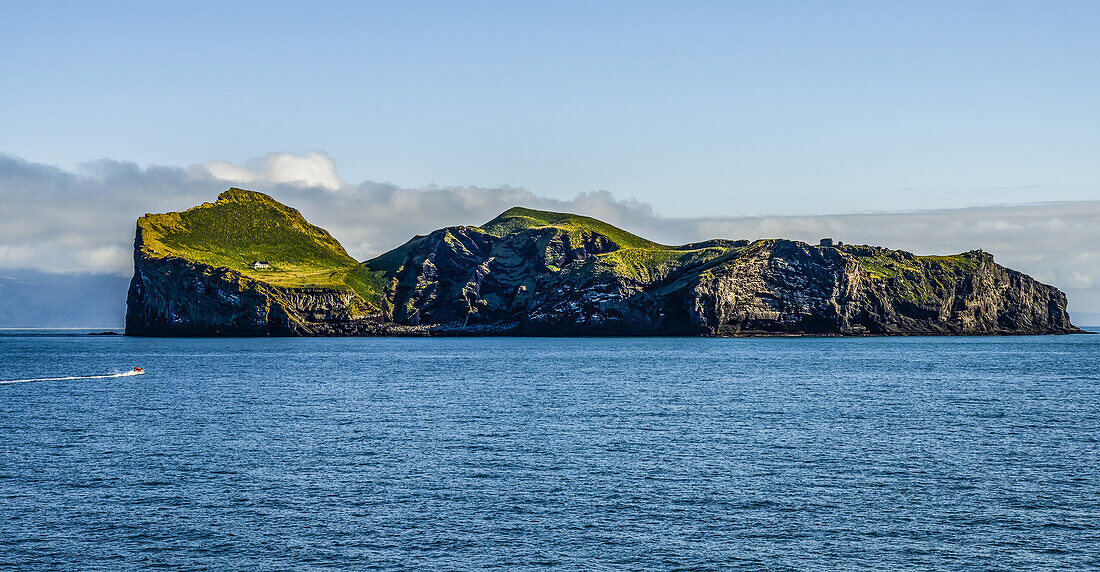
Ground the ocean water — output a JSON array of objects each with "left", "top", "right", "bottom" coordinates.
[{"left": 1, "top": 331, "right": 1098, "bottom": 570}]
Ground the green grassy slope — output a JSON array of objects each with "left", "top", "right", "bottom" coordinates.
[
  {"left": 593, "top": 246, "right": 736, "bottom": 282},
  {"left": 138, "top": 188, "right": 383, "bottom": 304},
  {"left": 851, "top": 251, "right": 979, "bottom": 280},
  {"left": 473, "top": 206, "right": 747, "bottom": 284},
  {"left": 480, "top": 207, "right": 663, "bottom": 250},
  {"left": 840, "top": 245, "right": 982, "bottom": 302}
]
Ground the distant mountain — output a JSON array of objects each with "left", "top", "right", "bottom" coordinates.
[
  {"left": 126, "top": 188, "right": 1082, "bottom": 336},
  {"left": 0, "top": 269, "right": 128, "bottom": 328}
]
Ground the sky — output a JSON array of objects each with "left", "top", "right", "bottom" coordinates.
[
  {"left": 2, "top": 1, "right": 1098, "bottom": 217},
  {"left": 1, "top": 1, "right": 1099, "bottom": 323}
]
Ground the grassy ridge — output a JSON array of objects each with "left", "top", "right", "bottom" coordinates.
[
  {"left": 844, "top": 246, "right": 981, "bottom": 302},
  {"left": 596, "top": 246, "right": 733, "bottom": 281},
  {"left": 138, "top": 188, "right": 383, "bottom": 303},
  {"left": 850, "top": 248, "right": 978, "bottom": 280},
  {"left": 480, "top": 207, "right": 663, "bottom": 250}
]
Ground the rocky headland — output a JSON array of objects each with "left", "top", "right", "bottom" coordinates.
[{"left": 125, "top": 188, "right": 1083, "bottom": 336}]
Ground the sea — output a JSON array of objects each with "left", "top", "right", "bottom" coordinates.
[{"left": 1, "top": 330, "right": 1098, "bottom": 570}]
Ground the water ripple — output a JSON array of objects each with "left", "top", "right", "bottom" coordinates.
[{"left": 0, "top": 333, "right": 1098, "bottom": 569}]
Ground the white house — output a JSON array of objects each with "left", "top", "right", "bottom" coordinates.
[{"left": 250, "top": 261, "right": 271, "bottom": 270}]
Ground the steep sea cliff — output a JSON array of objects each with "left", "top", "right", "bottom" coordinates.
[{"left": 125, "top": 189, "right": 1081, "bottom": 336}]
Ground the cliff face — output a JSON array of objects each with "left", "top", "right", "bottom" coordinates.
[
  {"left": 383, "top": 227, "right": 1078, "bottom": 336},
  {"left": 124, "top": 188, "right": 390, "bottom": 336},
  {"left": 125, "top": 190, "right": 1083, "bottom": 337},
  {"left": 684, "top": 240, "right": 1076, "bottom": 335},
  {"left": 125, "top": 229, "right": 386, "bottom": 336}
]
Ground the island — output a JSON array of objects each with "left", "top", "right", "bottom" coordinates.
[{"left": 125, "top": 188, "right": 1082, "bottom": 336}]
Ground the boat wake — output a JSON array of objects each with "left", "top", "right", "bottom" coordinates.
[{"left": 0, "top": 369, "right": 145, "bottom": 385}]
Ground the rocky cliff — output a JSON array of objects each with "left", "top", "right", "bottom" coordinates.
[
  {"left": 125, "top": 188, "right": 391, "bottom": 336},
  {"left": 126, "top": 190, "right": 1083, "bottom": 336},
  {"left": 125, "top": 245, "right": 387, "bottom": 336}
]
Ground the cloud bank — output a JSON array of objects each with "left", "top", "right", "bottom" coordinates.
[
  {"left": 1, "top": 152, "right": 1097, "bottom": 316},
  {"left": 198, "top": 152, "right": 344, "bottom": 191}
]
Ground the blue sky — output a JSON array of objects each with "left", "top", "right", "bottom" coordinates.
[{"left": 2, "top": 0, "right": 1098, "bottom": 216}]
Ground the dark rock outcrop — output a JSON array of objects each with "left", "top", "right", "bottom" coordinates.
[
  {"left": 125, "top": 191, "right": 1084, "bottom": 337},
  {"left": 381, "top": 230, "right": 1079, "bottom": 336}
]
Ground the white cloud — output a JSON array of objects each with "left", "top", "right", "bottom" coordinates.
[
  {"left": 257, "top": 151, "right": 343, "bottom": 190},
  {"left": 1, "top": 152, "right": 1098, "bottom": 317},
  {"left": 199, "top": 161, "right": 259, "bottom": 184},
  {"left": 194, "top": 151, "right": 343, "bottom": 191}
]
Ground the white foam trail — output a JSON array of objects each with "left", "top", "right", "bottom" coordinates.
[{"left": 0, "top": 370, "right": 144, "bottom": 385}]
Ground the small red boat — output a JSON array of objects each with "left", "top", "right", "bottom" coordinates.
[{"left": 133, "top": 367, "right": 144, "bottom": 373}]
